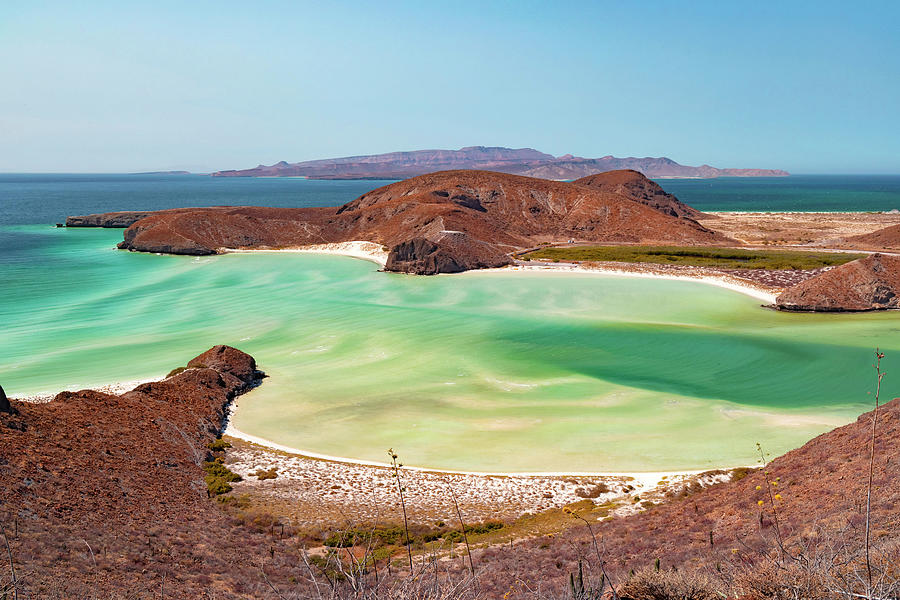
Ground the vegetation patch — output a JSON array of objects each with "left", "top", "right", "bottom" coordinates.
[
  {"left": 523, "top": 245, "right": 866, "bottom": 270},
  {"left": 203, "top": 458, "right": 242, "bottom": 495}
]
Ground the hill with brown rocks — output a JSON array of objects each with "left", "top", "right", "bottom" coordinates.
[
  {"left": 573, "top": 169, "right": 707, "bottom": 220},
  {"left": 775, "top": 253, "right": 900, "bottom": 311},
  {"left": 107, "top": 169, "right": 732, "bottom": 274},
  {"left": 845, "top": 223, "right": 900, "bottom": 250},
  {"left": 211, "top": 146, "right": 789, "bottom": 180},
  {"left": 0, "top": 346, "right": 311, "bottom": 597}
]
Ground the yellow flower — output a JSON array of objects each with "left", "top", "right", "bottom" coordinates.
[
  {"left": 774, "top": 494, "right": 783, "bottom": 500},
  {"left": 771, "top": 481, "right": 777, "bottom": 486},
  {"left": 757, "top": 500, "right": 764, "bottom": 506},
  {"left": 755, "top": 485, "right": 762, "bottom": 490}
]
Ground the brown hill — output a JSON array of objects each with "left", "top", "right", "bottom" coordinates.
[
  {"left": 573, "top": 169, "right": 707, "bottom": 220},
  {"left": 0, "top": 346, "right": 307, "bottom": 597},
  {"left": 845, "top": 223, "right": 900, "bottom": 250},
  {"left": 211, "top": 146, "right": 789, "bottom": 180},
  {"left": 775, "top": 253, "right": 900, "bottom": 311},
  {"left": 113, "top": 170, "right": 731, "bottom": 274}
]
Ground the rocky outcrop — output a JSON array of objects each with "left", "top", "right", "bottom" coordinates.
[
  {"left": 0, "top": 384, "right": 9, "bottom": 413},
  {"left": 66, "top": 211, "right": 161, "bottom": 227},
  {"left": 113, "top": 170, "right": 731, "bottom": 273},
  {"left": 385, "top": 234, "right": 512, "bottom": 275},
  {"left": 775, "top": 253, "right": 900, "bottom": 311},
  {"left": 573, "top": 169, "right": 707, "bottom": 220},
  {"left": 211, "top": 146, "right": 789, "bottom": 180}
]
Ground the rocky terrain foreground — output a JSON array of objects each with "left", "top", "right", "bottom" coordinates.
[
  {"left": 0, "top": 346, "right": 302, "bottom": 597},
  {"left": 2, "top": 346, "right": 898, "bottom": 597},
  {"left": 210, "top": 145, "right": 789, "bottom": 180},
  {"left": 83, "top": 169, "right": 734, "bottom": 274}
]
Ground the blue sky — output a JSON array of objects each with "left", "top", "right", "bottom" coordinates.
[{"left": 1, "top": 1, "right": 898, "bottom": 173}]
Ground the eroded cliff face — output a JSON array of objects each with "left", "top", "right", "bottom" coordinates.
[
  {"left": 86, "top": 169, "right": 730, "bottom": 274},
  {"left": 775, "top": 253, "right": 900, "bottom": 311}
]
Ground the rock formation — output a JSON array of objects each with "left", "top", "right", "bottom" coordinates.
[
  {"left": 775, "top": 253, "right": 900, "bottom": 311},
  {"left": 0, "top": 384, "right": 9, "bottom": 413},
  {"left": 102, "top": 170, "right": 733, "bottom": 273},
  {"left": 66, "top": 210, "right": 161, "bottom": 227},
  {"left": 210, "top": 146, "right": 789, "bottom": 180}
]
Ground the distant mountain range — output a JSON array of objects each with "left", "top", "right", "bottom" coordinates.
[{"left": 211, "top": 146, "right": 789, "bottom": 180}]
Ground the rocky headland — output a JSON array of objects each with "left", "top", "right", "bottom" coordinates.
[
  {"left": 775, "top": 253, "right": 900, "bottom": 311},
  {"left": 210, "top": 146, "right": 789, "bottom": 180},
  {"left": 74, "top": 169, "right": 732, "bottom": 274}
]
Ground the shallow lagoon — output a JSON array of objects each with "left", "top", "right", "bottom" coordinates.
[{"left": 3, "top": 225, "right": 898, "bottom": 472}]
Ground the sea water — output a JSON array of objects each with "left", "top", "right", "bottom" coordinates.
[{"left": 1, "top": 174, "right": 899, "bottom": 472}]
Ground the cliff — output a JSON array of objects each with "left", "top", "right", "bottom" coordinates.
[
  {"left": 211, "top": 146, "right": 789, "bottom": 180},
  {"left": 110, "top": 169, "right": 731, "bottom": 273},
  {"left": 775, "top": 253, "right": 900, "bottom": 311}
]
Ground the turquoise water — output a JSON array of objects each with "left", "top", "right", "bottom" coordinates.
[
  {"left": 2, "top": 224, "right": 897, "bottom": 472},
  {"left": 2, "top": 174, "right": 900, "bottom": 227}
]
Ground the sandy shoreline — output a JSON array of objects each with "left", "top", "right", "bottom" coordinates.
[
  {"left": 220, "top": 240, "right": 389, "bottom": 266},
  {"left": 217, "top": 240, "right": 781, "bottom": 303}
]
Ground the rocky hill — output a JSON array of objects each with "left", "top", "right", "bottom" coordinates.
[
  {"left": 573, "top": 169, "right": 707, "bottom": 220},
  {"left": 775, "top": 253, "right": 900, "bottom": 311},
  {"left": 845, "top": 223, "right": 900, "bottom": 250},
  {"left": 211, "top": 146, "right": 789, "bottom": 180},
  {"left": 0, "top": 346, "right": 304, "bottom": 597},
  {"left": 108, "top": 169, "right": 732, "bottom": 274}
]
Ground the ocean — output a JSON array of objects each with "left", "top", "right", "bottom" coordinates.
[{"left": 1, "top": 174, "right": 898, "bottom": 472}]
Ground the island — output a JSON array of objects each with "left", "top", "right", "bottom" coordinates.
[{"left": 210, "top": 145, "right": 789, "bottom": 180}]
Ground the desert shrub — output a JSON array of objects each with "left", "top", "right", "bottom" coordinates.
[
  {"left": 252, "top": 467, "right": 278, "bottom": 480},
  {"left": 166, "top": 366, "right": 187, "bottom": 378},
  {"left": 618, "top": 567, "right": 721, "bottom": 600},
  {"left": 203, "top": 459, "right": 242, "bottom": 495},
  {"left": 575, "top": 483, "right": 610, "bottom": 498},
  {"left": 207, "top": 437, "right": 231, "bottom": 452}
]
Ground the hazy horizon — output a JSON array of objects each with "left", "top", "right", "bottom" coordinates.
[{"left": 2, "top": 1, "right": 898, "bottom": 175}]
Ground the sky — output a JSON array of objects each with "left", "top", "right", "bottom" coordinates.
[{"left": 1, "top": 1, "right": 898, "bottom": 174}]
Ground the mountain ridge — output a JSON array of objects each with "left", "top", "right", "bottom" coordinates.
[{"left": 211, "top": 146, "right": 789, "bottom": 180}]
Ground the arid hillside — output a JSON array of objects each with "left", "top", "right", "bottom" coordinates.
[{"left": 110, "top": 169, "right": 731, "bottom": 274}]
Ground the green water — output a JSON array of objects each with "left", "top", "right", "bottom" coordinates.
[{"left": 3, "top": 226, "right": 897, "bottom": 472}]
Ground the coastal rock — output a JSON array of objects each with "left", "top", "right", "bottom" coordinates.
[
  {"left": 113, "top": 169, "right": 732, "bottom": 273},
  {"left": 573, "top": 169, "right": 707, "bottom": 220},
  {"left": 385, "top": 234, "right": 512, "bottom": 275},
  {"left": 210, "top": 146, "right": 789, "bottom": 180},
  {"left": 187, "top": 344, "right": 263, "bottom": 388},
  {"left": 775, "top": 253, "right": 900, "bottom": 311},
  {"left": 66, "top": 211, "right": 160, "bottom": 228},
  {"left": 0, "top": 384, "right": 9, "bottom": 413}
]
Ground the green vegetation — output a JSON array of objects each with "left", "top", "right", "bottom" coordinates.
[
  {"left": 207, "top": 437, "right": 232, "bottom": 452},
  {"left": 522, "top": 245, "right": 866, "bottom": 270},
  {"left": 203, "top": 458, "right": 242, "bottom": 496}
]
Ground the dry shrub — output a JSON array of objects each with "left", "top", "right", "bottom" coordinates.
[
  {"left": 618, "top": 567, "right": 721, "bottom": 600},
  {"left": 731, "top": 560, "right": 825, "bottom": 600}
]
